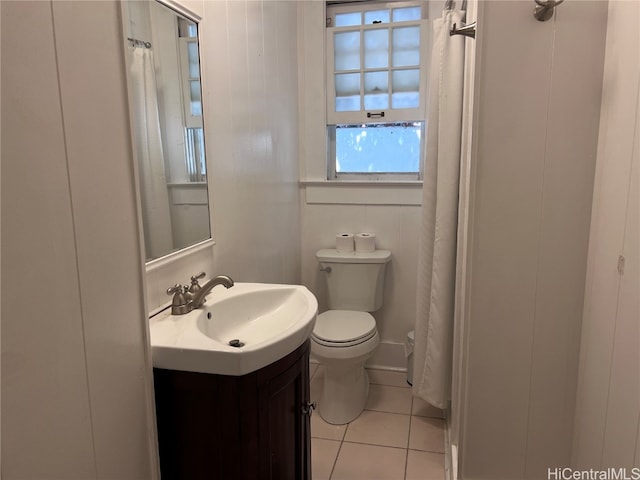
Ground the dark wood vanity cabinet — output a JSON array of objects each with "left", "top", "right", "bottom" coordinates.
[{"left": 153, "top": 340, "right": 311, "bottom": 480}]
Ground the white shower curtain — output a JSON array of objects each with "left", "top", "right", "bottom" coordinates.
[
  {"left": 128, "top": 46, "right": 173, "bottom": 259},
  {"left": 412, "top": 9, "right": 466, "bottom": 409}
]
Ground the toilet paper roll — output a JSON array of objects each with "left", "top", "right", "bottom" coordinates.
[
  {"left": 355, "top": 233, "right": 376, "bottom": 252},
  {"left": 335, "top": 233, "right": 355, "bottom": 253}
]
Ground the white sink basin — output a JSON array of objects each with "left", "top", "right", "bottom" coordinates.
[{"left": 150, "top": 282, "right": 318, "bottom": 376}]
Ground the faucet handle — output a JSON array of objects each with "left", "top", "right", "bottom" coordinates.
[
  {"left": 191, "top": 272, "right": 206, "bottom": 282},
  {"left": 166, "top": 284, "right": 183, "bottom": 296},
  {"left": 166, "top": 284, "right": 191, "bottom": 315},
  {"left": 188, "top": 272, "right": 206, "bottom": 294},
  {"left": 191, "top": 272, "right": 206, "bottom": 285}
]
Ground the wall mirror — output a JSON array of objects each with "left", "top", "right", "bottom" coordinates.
[{"left": 123, "top": 1, "right": 211, "bottom": 262}]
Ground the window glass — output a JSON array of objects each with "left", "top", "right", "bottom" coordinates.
[
  {"left": 364, "top": 71, "right": 389, "bottom": 110},
  {"left": 392, "top": 26, "right": 420, "bottom": 67},
  {"left": 335, "top": 73, "right": 361, "bottom": 111},
  {"left": 334, "top": 122, "right": 423, "bottom": 173},
  {"left": 334, "top": 31, "right": 361, "bottom": 71},
  {"left": 187, "top": 41, "right": 200, "bottom": 78},
  {"left": 335, "top": 11, "right": 362, "bottom": 27},
  {"left": 391, "top": 69, "right": 420, "bottom": 108},
  {"left": 185, "top": 127, "right": 206, "bottom": 181},
  {"left": 364, "top": 9, "right": 390, "bottom": 25},
  {"left": 364, "top": 29, "right": 389, "bottom": 69},
  {"left": 392, "top": 6, "right": 422, "bottom": 22},
  {"left": 190, "top": 81, "right": 202, "bottom": 116}
]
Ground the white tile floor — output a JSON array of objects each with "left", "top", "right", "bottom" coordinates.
[{"left": 310, "top": 363, "right": 446, "bottom": 480}]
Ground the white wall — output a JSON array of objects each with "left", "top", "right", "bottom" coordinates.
[
  {"left": 572, "top": 0, "right": 640, "bottom": 469},
  {"left": 1, "top": 1, "right": 157, "bottom": 478},
  {"left": 202, "top": 0, "right": 301, "bottom": 285},
  {"left": 457, "top": 1, "right": 608, "bottom": 478}
]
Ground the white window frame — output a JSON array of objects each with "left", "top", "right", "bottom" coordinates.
[
  {"left": 178, "top": 36, "right": 203, "bottom": 129},
  {"left": 177, "top": 21, "right": 206, "bottom": 181},
  {"left": 326, "top": 0, "right": 429, "bottom": 180},
  {"left": 326, "top": 1, "right": 429, "bottom": 125}
]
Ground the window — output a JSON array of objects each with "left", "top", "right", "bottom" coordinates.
[
  {"left": 328, "top": 122, "right": 423, "bottom": 177},
  {"left": 178, "top": 19, "right": 206, "bottom": 181},
  {"left": 326, "top": 1, "right": 427, "bottom": 180}
]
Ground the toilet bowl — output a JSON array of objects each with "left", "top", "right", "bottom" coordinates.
[
  {"left": 313, "top": 248, "right": 390, "bottom": 425},
  {"left": 311, "top": 310, "right": 380, "bottom": 424}
]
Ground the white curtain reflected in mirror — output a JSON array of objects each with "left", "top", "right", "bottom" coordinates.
[
  {"left": 129, "top": 46, "right": 174, "bottom": 259},
  {"left": 125, "top": 1, "right": 211, "bottom": 262}
]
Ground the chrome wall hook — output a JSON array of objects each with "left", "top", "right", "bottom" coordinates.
[{"left": 534, "top": 0, "right": 564, "bottom": 22}]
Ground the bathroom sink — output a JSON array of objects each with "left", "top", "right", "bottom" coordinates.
[{"left": 150, "top": 283, "right": 318, "bottom": 376}]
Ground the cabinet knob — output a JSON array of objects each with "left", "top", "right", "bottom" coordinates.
[{"left": 301, "top": 401, "right": 317, "bottom": 417}]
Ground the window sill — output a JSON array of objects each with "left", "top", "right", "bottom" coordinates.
[{"left": 301, "top": 180, "right": 422, "bottom": 206}]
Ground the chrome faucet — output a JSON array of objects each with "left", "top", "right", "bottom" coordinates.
[
  {"left": 166, "top": 273, "right": 234, "bottom": 315},
  {"left": 190, "top": 275, "right": 234, "bottom": 309}
]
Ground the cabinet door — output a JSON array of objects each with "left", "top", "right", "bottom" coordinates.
[
  {"left": 258, "top": 344, "right": 311, "bottom": 480},
  {"left": 153, "top": 368, "right": 229, "bottom": 479}
]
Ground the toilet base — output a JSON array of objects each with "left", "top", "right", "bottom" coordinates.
[
  {"left": 319, "top": 363, "right": 370, "bottom": 425},
  {"left": 311, "top": 331, "right": 379, "bottom": 425}
]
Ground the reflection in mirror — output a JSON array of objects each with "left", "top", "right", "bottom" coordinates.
[{"left": 124, "top": 1, "right": 211, "bottom": 262}]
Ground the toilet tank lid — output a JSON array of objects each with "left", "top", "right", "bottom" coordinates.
[{"left": 316, "top": 249, "right": 391, "bottom": 264}]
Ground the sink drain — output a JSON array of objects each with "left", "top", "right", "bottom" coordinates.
[{"left": 228, "top": 339, "right": 245, "bottom": 348}]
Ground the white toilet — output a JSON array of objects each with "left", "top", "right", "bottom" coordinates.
[{"left": 311, "top": 248, "right": 391, "bottom": 425}]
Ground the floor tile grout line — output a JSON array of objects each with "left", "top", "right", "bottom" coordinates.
[
  {"left": 312, "top": 435, "right": 346, "bottom": 441},
  {"left": 403, "top": 447, "right": 410, "bottom": 480},
  {"left": 339, "top": 439, "right": 410, "bottom": 450},
  {"left": 408, "top": 448, "right": 447, "bottom": 454},
  {"left": 340, "top": 420, "right": 348, "bottom": 442},
  {"left": 361, "top": 406, "right": 444, "bottom": 420},
  {"left": 407, "top": 447, "right": 446, "bottom": 454},
  {"left": 311, "top": 438, "right": 446, "bottom": 478},
  {"left": 364, "top": 408, "right": 413, "bottom": 416},
  {"left": 362, "top": 409, "right": 412, "bottom": 417},
  {"left": 328, "top": 437, "right": 343, "bottom": 480},
  {"left": 406, "top": 403, "right": 414, "bottom": 476}
]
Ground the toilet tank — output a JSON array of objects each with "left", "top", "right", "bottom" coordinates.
[{"left": 316, "top": 249, "right": 391, "bottom": 312}]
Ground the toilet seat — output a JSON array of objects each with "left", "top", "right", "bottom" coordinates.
[{"left": 312, "top": 310, "right": 377, "bottom": 347}]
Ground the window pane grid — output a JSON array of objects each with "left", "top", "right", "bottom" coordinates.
[
  {"left": 332, "top": 17, "right": 422, "bottom": 114},
  {"left": 327, "top": 2, "right": 425, "bottom": 179}
]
